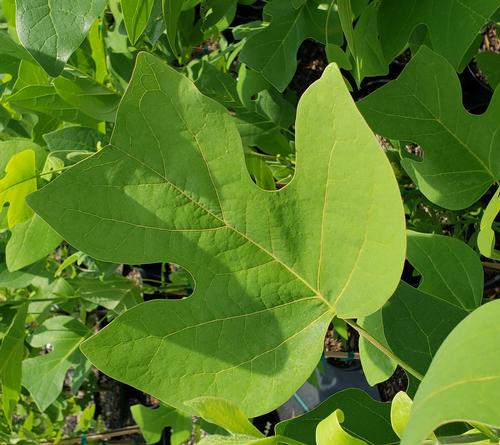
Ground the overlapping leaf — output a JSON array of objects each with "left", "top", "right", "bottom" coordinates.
[
  {"left": 239, "top": 0, "right": 342, "bottom": 91},
  {"left": 22, "top": 316, "right": 90, "bottom": 411},
  {"left": 358, "top": 47, "right": 500, "bottom": 210},
  {"left": 29, "top": 53, "right": 405, "bottom": 416},
  {"left": 122, "top": 0, "right": 156, "bottom": 45},
  {"left": 401, "top": 300, "right": 500, "bottom": 445},
  {"left": 276, "top": 389, "right": 398, "bottom": 445}
]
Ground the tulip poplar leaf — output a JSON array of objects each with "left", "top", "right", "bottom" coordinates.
[{"left": 28, "top": 53, "right": 405, "bottom": 416}]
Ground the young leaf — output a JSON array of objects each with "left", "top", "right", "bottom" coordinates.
[
  {"left": 130, "top": 404, "right": 191, "bottom": 445},
  {"left": 0, "top": 150, "right": 36, "bottom": 228},
  {"left": 401, "top": 300, "right": 500, "bottom": 445},
  {"left": 22, "top": 316, "right": 90, "bottom": 411},
  {"left": 316, "top": 409, "right": 368, "bottom": 445},
  {"left": 6, "top": 214, "right": 62, "bottom": 272},
  {"left": 276, "top": 389, "right": 398, "bottom": 445},
  {"left": 0, "top": 304, "right": 27, "bottom": 428},
  {"left": 358, "top": 46, "right": 500, "bottom": 210},
  {"left": 391, "top": 392, "right": 412, "bottom": 439},
  {"left": 29, "top": 53, "right": 405, "bottom": 416},
  {"left": 477, "top": 187, "right": 500, "bottom": 260},
  {"left": 122, "top": 0, "right": 156, "bottom": 45},
  {"left": 239, "top": 0, "right": 342, "bottom": 91},
  {"left": 15, "top": 0, "right": 108, "bottom": 77},
  {"left": 377, "top": 0, "right": 500, "bottom": 70},
  {"left": 186, "top": 397, "right": 263, "bottom": 437}
]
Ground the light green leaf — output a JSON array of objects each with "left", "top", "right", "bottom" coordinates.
[
  {"left": 240, "top": 0, "right": 342, "bottom": 91},
  {"left": 186, "top": 397, "right": 263, "bottom": 437},
  {"left": 358, "top": 310, "right": 396, "bottom": 386},
  {"left": 401, "top": 300, "right": 500, "bottom": 445},
  {"left": 276, "top": 389, "right": 398, "bottom": 445},
  {"left": 122, "top": 0, "right": 156, "bottom": 45},
  {"left": 0, "top": 304, "right": 27, "bottom": 428},
  {"left": 53, "top": 71, "right": 121, "bottom": 122},
  {"left": 131, "top": 404, "right": 191, "bottom": 445},
  {"left": 22, "top": 316, "right": 90, "bottom": 411},
  {"left": 316, "top": 409, "right": 368, "bottom": 445},
  {"left": 88, "top": 19, "right": 108, "bottom": 84},
  {"left": 358, "top": 46, "right": 500, "bottom": 210},
  {"left": 476, "top": 52, "right": 500, "bottom": 89},
  {"left": 15, "top": 0, "right": 108, "bottom": 77},
  {"left": 198, "top": 435, "right": 278, "bottom": 445},
  {"left": 391, "top": 392, "right": 412, "bottom": 439},
  {"left": 0, "top": 149, "right": 36, "bottom": 228},
  {"left": 163, "top": 0, "right": 184, "bottom": 57},
  {"left": 29, "top": 54, "right": 405, "bottom": 416},
  {"left": 13, "top": 60, "right": 50, "bottom": 91},
  {"left": 0, "top": 31, "right": 32, "bottom": 62},
  {"left": 477, "top": 187, "right": 500, "bottom": 260},
  {"left": 6, "top": 214, "right": 62, "bottom": 272},
  {"left": 377, "top": 0, "right": 500, "bottom": 70}
]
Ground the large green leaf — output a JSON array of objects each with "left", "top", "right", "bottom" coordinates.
[
  {"left": 358, "top": 46, "right": 500, "bottom": 210},
  {"left": 29, "top": 53, "right": 405, "bottom": 416},
  {"left": 239, "top": 0, "right": 342, "bottom": 91},
  {"left": 131, "top": 404, "right": 191, "bottom": 445},
  {"left": 401, "top": 300, "right": 500, "bottom": 445},
  {"left": 0, "top": 304, "right": 27, "bottom": 428},
  {"left": 22, "top": 316, "right": 90, "bottom": 411},
  {"left": 276, "top": 389, "right": 398, "bottom": 445},
  {"left": 360, "top": 231, "right": 483, "bottom": 380},
  {"left": 377, "top": 0, "right": 500, "bottom": 70},
  {"left": 122, "top": 0, "right": 156, "bottom": 45},
  {"left": 6, "top": 214, "right": 62, "bottom": 272},
  {"left": 15, "top": 0, "right": 108, "bottom": 77}
]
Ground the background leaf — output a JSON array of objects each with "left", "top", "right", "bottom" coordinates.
[
  {"left": 377, "top": 0, "right": 500, "bottom": 70},
  {"left": 15, "top": 0, "right": 108, "bottom": 77},
  {"left": 122, "top": 0, "right": 156, "bottom": 45},
  {"left": 358, "top": 47, "right": 500, "bottom": 210},
  {"left": 22, "top": 316, "right": 90, "bottom": 411}
]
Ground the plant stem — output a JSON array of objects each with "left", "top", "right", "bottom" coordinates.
[{"left": 345, "top": 318, "right": 424, "bottom": 381}]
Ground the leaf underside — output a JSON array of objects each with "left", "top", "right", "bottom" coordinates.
[{"left": 29, "top": 53, "right": 405, "bottom": 416}]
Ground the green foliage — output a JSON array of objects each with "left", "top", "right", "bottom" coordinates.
[{"left": 0, "top": 1, "right": 499, "bottom": 443}]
